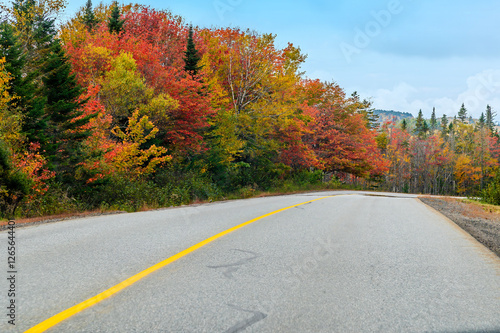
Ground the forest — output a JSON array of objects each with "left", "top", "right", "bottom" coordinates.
[{"left": 1, "top": 0, "right": 500, "bottom": 219}]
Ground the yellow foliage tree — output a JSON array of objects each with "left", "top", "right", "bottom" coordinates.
[
  {"left": 100, "top": 52, "right": 178, "bottom": 126},
  {"left": 0, "top": 58, "right": 23, "bottom": 148},
  {"left": 109, "top": 110, "right": 171, "bottom": 180}
]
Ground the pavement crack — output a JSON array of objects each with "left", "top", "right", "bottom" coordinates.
[{"left": 224, "top": 304, "right": 267, "bottom": 333}]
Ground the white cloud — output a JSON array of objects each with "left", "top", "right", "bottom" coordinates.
[{"left": 370, "top": 69, "right": 500, "bottom": 118}]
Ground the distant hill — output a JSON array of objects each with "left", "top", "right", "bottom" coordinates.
[{"left": 373, "top": 109, "right": 413, "bottom": 123}]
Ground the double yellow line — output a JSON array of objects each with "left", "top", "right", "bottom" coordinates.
[{"left": 26, "top": 196, "right": 332, "bottom": 332}]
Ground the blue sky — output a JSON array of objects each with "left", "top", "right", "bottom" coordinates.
[{"left": 61, "top": 0, "right": 500, "bottom": 118}]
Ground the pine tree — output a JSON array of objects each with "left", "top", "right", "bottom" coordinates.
[
  {"left": 81, "top": 0, "right": 98, "bottom": 32},
  {"left": 486, "top": 104, "right": 496, "bottom": 132},
  {"left": 108, "top": 2, "right": 125, "bottom": 34},
  {"left": 0, "top": 21, "right": 45, "bottom": 143},
  {"left": 440, "top": 114, "right": 448, "bottom": 135},
  {"left": 0, "top": 140, "right": 32, "bottom": 218},
  {"left": 422, "top": 120, "right": 429, "bottom": 135},
  {"left": 430, "top": 107, "right": 437, "bottom": 129},
  {"left": 183, "top": 25, "right": 202, "bottom": 77},
  {"left": 479, "top": 112, "right": 485, "bottom": 127},
  {"left": 40, "top": 39, "right": 93, "bottom": 176},
  {"left": 414, "top": 109, "right": 425, "bottom": 137},
  {"left": 401, "top": 118, "right": 407, "bottom": 131},
  {"left": 0, "top": 22, "right": 26, "bottom": 103},
  {"left": 458, "top": 103, "right": 467, "bottom": 122}
]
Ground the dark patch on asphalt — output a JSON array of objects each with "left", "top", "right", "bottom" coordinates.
[
  {"left": 207, "top": 249, "right": 260, "bottom": 279},
  {"left": 224, "top": 304, "right": 267, "bottom": 333}
]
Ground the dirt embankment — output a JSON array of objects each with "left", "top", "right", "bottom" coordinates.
[{"left": 420, "top": 197, "right": 500, "bottom": 258}]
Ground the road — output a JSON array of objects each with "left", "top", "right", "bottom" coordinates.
[{"left": 1, "top": 191, "right": 499, "bottom": 332}]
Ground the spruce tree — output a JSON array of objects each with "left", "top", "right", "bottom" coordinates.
[
  {"left": 40, "top": 39, "right": 93, "bottom": 176},
  {"left": 414, "top": 109, "right": 425, "bottom": 137},
  {"left": 440, "top": 114, "right": 448, "bottom": 135},
  {"left": 430, "top": 107, "right": 437, "bottom": 129},
  {"left": 458, "top": 103, "right": 467, "bottom": 122},
  {"left": 422, "top": 120, "right": 429, "bottom": 135},
  {"left": 401, "top": 118, "right": 407, "bottom": 131},
  {"left": 0, "top": 22, "right": 27, "bottom": 103},
  {"left": 486, "top": 104, "right": 496, "bottom": 132},
  {"left": 479, "top": 112, "right": 485, "bottom": 127},
  {"left": 183, "top": 25, "right": 202, "bottom": 77},
  {"left": 81, "top": 0, "right": 98, "bottom": 32},
  {"left": 0, "top": 140, "right": 32, "bottom": 218},
  {"left": 0, "top": 21, "right": 45, "bottom": 143},
  {"left": 108, "top": 2, "right": 125, "bottom": 34}
]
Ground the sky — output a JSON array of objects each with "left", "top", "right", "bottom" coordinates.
[{"left": 60, "top": 0, "right": 500, "bottom": 118}]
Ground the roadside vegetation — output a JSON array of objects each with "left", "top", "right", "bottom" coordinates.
[{"left": 1, "top": 1, "right": 500, "bottom": 220}]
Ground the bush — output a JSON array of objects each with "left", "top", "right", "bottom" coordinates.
[{"left": 481, "top": 173, "right": 500, "bottom": 205}]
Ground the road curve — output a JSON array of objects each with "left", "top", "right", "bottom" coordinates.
[{"left": 1, "top": 191, "right": 499, "bottom": 332}]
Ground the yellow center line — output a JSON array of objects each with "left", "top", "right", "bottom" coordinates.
[{"left": 25, "top": 196, "right": 334, "bottom": 333}]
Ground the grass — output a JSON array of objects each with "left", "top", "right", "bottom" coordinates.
[{"left": 461, "top": 198, "right": 500, "bottom": 216}]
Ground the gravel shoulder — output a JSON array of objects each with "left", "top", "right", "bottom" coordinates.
[{"left": 420, "top": 197, "right": 500, "bottom": 258}]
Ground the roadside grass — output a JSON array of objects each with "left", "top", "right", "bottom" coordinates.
[
  {"left": 461, "top": 198, "right": 500, "bottom": 218},
  {"left": 0, "top": 179, "right": 361, "bottom": 227}
]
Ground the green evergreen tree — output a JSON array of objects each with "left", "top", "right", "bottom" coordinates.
[
  {"left": 81, "top": 0, "right": 98, "bottom": 32},
  {"left": 401, "top": 118, "right": 407, "bottom": 131},
  {"left": 479, "top": 112, "right": 485, "bottom": 127},
  {"left": 486, "top": 104, "right": 496, "bottom": 132},
  {"left": 430, "top": 107, "right": 437, "bottom": 129},
  {"left": 0, "top": 21, "right": 46, "bottom": 143},
  {"left": 108, "top": 2, "right": 125, "bottom": 34},
  {"left": 422, "top": 119, "right": 429, "bottom": 135},
  {"left": 0, "top": 22, "right": 27, "bottom": 103},
  {"left": 0, "top": 140, "right": 32, "bottom": 218},
  {"left": 458, "top": 103, "right": 467, "bottom": 122},
  {"left": 414, "top": 109, "right": 425, "bottom": 137},
  {"left": 40, "top": 39, "right": 93, "bottom": 177},
  {"left": 183, "top": 25, "right": 203, "bottom": 77},
  {"left": 440, "top": 114, "right": 448, "bottom": 136}
]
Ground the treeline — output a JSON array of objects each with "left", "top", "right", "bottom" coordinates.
[
  {"left": 2, "top": 1, "right": 500, "bottom": 219},
  {"left": 377, "top": 106, "right": 500, "bottom": 196},
  {"left": 0, "top": 1, "right": 387, "bottom": 218}
]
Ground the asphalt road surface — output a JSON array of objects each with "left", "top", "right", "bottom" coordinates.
[{"left": 1, "top": 191, "right": 499, "bottom": 332}]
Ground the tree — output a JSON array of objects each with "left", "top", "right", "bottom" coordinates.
[
  {"left": 440, "top": 114, "right": 448, "bottom": 136},
  {"left": 430, "top": 107, "right": 437, "bottom": 130},
  {"left": 414, "top": 109, "right": 426, "bottom": 137},
  {"left": 479, "top": 112, "right": 485, "bottom": 127},
  {"left": 0, "top": 21, "right": 46, "bottom": 145},
  {"left": 108, "top": 2, "right": 125, "bottom": 34},
  {"left": 458, "top": 103, "right": 467, "bottom": 122},
  {"left": 183, "top": 25, "right": 202, "bottom": 77},
  {"left": 401, "top": 118, "right": 407, "bottom": 131},
  {"left": 0, "top": 140, "right": 32, "bottom": 218},
  {"left": 40, "top": 39, "right": 93, "bottom": 176},
  {"left": 81, "top": 0, "right": 98, "bottom": 32},
  {"left": 486, "top": 104, "right": 496, "bottom": 133}
]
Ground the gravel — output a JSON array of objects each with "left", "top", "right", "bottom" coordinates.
[{"left": 420, "top": 197, "right": 500, "bottom": 258}]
